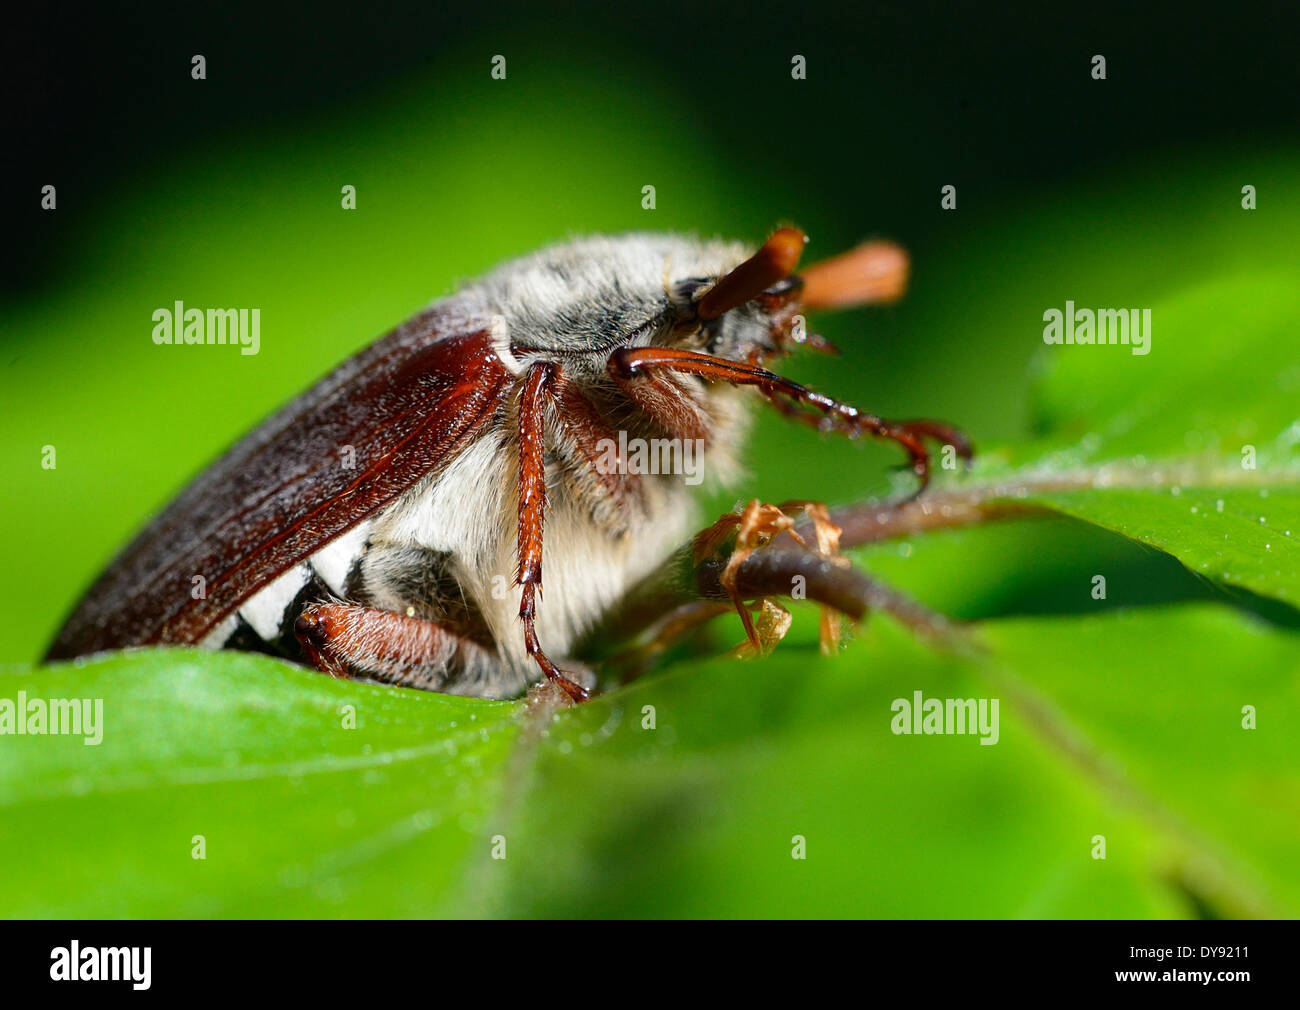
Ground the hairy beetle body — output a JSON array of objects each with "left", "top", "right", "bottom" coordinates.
[{"left": 49, "top": 229, "right": 968, "bottom": 700}]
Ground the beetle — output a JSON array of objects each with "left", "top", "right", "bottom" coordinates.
[{"left": 46, "top": 227, "right": 971, "bottom": 702}]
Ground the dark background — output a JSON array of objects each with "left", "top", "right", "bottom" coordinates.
[{"left": 9, "top": 1, "right": 1300, "bottom": 298}]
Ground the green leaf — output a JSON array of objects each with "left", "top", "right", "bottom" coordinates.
[
  {"left": 0, "top": 651, "right": 518, "bottom": 917},
  {"left": 488, "top": 604, "right": 1298, "bottom": 919},
  {"left": 3, "top": 604, "right": 1295, "bottom": 918},
  {"left": 1011, "top": 485, "right": 1300, "bottom": 608},
  {"left": 895, "top": 270, "right": 1300, "bottom": 610},
  {"left": 1029, "top": 274, "right": 1300, "bottom": 465}
]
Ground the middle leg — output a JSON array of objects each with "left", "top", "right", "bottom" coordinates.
[{"left": 514, "top": 361, "right": 594, "bottom": 703}]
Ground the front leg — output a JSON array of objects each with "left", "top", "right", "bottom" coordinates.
[
  {"left": 608, "top": 346, "right": 973, "bottom": 496},
  {"left": 515, "top": 361, "right": 594, "bottom": 703}
]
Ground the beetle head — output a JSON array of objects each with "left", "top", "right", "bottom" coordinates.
[{"left": 677, "top": 228, "right": 910, "bottom": 365}]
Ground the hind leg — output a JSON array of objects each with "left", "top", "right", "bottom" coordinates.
[{"left": 294, "top": 602, "right": 494, "bottom": 691}]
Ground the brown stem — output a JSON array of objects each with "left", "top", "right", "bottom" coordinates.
[
  {"left": 588, "top": 488, "right": 1049, "bottom": 663},
  {"left": 823, "top": 495, "right": 1047, "bottom": 549},
  {"left": 695, "top": 544, "right": 973, "bottom": 652}
]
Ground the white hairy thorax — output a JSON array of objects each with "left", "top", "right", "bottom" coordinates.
[{"left": 216, "top": 234, "right": 770, "bottom": 697}]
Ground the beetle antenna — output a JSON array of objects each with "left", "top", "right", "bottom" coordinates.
[
  {"left": 697, "top": 227, "right": 807, "bottom": 320},
  {"left": 799, "top": 239, "right": 909, "bottom": 311}
]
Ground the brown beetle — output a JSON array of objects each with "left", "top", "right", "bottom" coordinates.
[{"left": 47, "top": 228, "right": 971, "bottom": 701}]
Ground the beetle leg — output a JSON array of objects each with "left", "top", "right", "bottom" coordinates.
[
  {"left": 515, "top": 361, "right": 594, "bottom": 703},
  {"left": 699, "top": 499, "right": 802, "bottom": 649},
  {"left": 607, "top": 366, "right": 712, "bottom": 445},
  {"left": 689, "top": 499, "right": 851, "bottom": 656},
  {"left": 550, "top": 372, "right": 648, "bottom": 520},
  {"left": 886, "top": 418, "right": 975, "bottom": 462},
  {"left": 295, "top": 602, "right": 492, "bottom": 689},
  {"left": 606, "top": 599, "right": 736, "bottom": 681},
  {"left": 774, "top": 500, "right": 848, "bottom": 654},
  {"left": 608, "top": 346, "right": 972, "bottom": 496}
]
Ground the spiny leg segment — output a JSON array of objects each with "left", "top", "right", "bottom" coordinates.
[
  {"left": 514, "top": 361, "right": 609, "bottom": 703},
  {"left": 515, "top": 363, "right": 585, "bottom": 701},
  {"left": 608, "top": 346, "right": 971, "bottom": 495}
]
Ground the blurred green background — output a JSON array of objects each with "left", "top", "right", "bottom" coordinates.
[{"left": 3, "top": 2, "right": 1299, "bottom": 918}]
